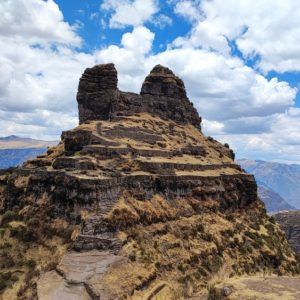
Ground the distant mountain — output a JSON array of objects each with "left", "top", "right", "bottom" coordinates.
[
  {"left": 238, "top": 159, "right": 300, "bottom": 209},
  {"left": 0, "top": 135, "right": 57, "bottom": 149},
  {"left": 0, "top": 136, "right": 58, "bottom": 169},
  {"left": 273, "top": 211, "right": 300, "bottom": 260},
  {"left": 257, "top": 182, "right": 295, "bottom": 213}
]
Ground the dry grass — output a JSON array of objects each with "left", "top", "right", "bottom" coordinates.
[
  {"left": 101, "top": 191, "right": 299, "bottom": 299},
  {"left": 0, "top": 200, "right": 76, "bottom": 299}
]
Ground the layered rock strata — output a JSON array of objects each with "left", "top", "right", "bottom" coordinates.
[
  {"left": 77, "top": 64, "right": 201, "bottom": 127},
  {"left": 0, "top": 64, "right": 298, "bottom": 300}
]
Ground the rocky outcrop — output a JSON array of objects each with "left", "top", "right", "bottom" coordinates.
[
  {"left": 0, "top": 64, "right": 298, "bottom": 299},
  {"left": 77, "top": 64, "right": 201, "bottom": 127},
  {"left": 141, "top": 64, "right": 187, "bottom": 98}
]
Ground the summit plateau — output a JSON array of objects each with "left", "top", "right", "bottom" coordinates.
[{"left": 0, "top": 64, "right": 298, "bottom": 300}]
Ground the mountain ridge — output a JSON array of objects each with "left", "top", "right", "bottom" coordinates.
[
  {"left": 0, "top": 135, "right": 57, "bottom": 149},
  {"left": 238, "top": 159, "right": 300, "bottom": 209},
  {"left": 0, "top": 136, "right": 58, "bottom": 169}
]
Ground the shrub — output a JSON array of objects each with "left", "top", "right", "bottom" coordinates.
[
  {"left": 269, "top": 217, "right": 276, "bottom": 224},
  {"left": 1, "top": 211, "right": 18, "bottom": 226},
  {"left": 25, "top": 259, "right": 36, "bottom": 269},
  {"left": 0, "top": 228, "right": 5, "bottom": 237},
  {"left": 10, "top": 274, "right": 19, "bottom": 282},
  {"left": 207, "top": 285, "right": 223, "bottom": 300},
  {"left": 26, "top": 218, "right": 39, "bottom": 227},
  {"left": 178, "top": 264, "right": 186, "bottom": 273},
  {"left": 225, "top": 214, "right": 235, "bottom": 222},
  {"left": 10, "top": 226, "right": 39, "bottom": 243},
  {"left": 0, "top": 271, "right": 19, "bottom": 292},
  {"left": 239, "top": 240, "right": 253, "bottom": 254},
  {"left": 190, "top": 254, "right": 200, "bottom": 266},
  {"left": 265, "top": 223, "right": 275, "bottom": 233},
  {"left": 0, "top": 279, "right": 7, "bottom": 291},
  {"left": 196, "top": 223, "right": 204, "bottom": 233},
  {"left": 0, "top": 252, "right": 15, "bottom": 268},
  {"left": 178, "top": 274, "right": 192, "bottom": 285},
  {"left": 244, "top": 230, "right": 257, "bottom": 240},
  {"left": 129, "top": 254, "right": 136, "bottom": 262},
  {"left": 202, "top": 233, "right": 214, "bottom": 242},
  {"left": 250, "top": 222, "right": 260, "bottom": 231}
]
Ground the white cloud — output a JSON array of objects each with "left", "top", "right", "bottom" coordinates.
[
  {"left": 0, "top": 0, "right": 81, "bottom": 46},
  {"left": 94, "top": 26, "right": 155, "bottom": 92},
  {"left": 121, "top": 26, "right": 154, "bottom": 55},
  {"left": 174, "top": 1, "right": 201, "bottom": 23},
  {"left": 173, "top": 0, "right": 300, "bottom": 73},
  {"left": 152, "top": 14, "right": 173, "bottom": 29},
  {"left": 101, "top": 0, "right": 159, "bottom": 28},
  {"left": 212, "top": 108, "right": 300, "bottom": 163},
  {"left": 146, "top": 48, "right": 297, "bottom": 120},
  {"left": 0, "top": 0, "right": 92, "bottom": 139}
]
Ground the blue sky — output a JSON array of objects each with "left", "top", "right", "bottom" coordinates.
[
  {"left": 0, "top": 0, "right": 300, "bottom": 163},
  {"left": 55, "top": 0, "right": 191, "bottom": 53}
]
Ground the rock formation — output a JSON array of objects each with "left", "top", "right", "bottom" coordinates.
[
  {"left": 0, "top": 64, "right": 298, "bottom": 299},
  {"left": 77, "top": 64, "right": 201, "bottom": 127}
]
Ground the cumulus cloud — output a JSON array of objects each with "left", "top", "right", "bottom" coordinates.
[
  {"left": 94, "top": 26, "right": 155, "bottom": 92},
  {"left": 0, "top": 0, "right": 81, "bottom": 46},
  {"left": 101, "top": 0, "right": 159, "bottom": 28},
  {"left": 174, "top": 0, "right": 200, "bottom": 23},
  {"left": 152, "top": 14, "right": 173, "bottom": 29},
  {"left": 0, "top": 0, "right": 91, "bottom": 139},
  {"left": 211, "top": 108, "right": 300, "bottom": 163},
  {"left": 147, "top": 48, "right": 297, "bottom": 121},
  {"left": 173, "top": 0, "right": 300, "bottom": 73}
]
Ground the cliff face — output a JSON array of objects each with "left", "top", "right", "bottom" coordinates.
[
  {"left": 274, "top": 211, "right": 300, "bottom": 260},
  {"left": 0, "top": 64, "right": 298, "bottom": 300}
]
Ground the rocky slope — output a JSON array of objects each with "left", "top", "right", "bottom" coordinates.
[
  {"left": 274, "top": 211, "right": 300, "bottom": 260},
  {"left": 238, "top": 159, "right": 300, "bottom": 209},
  {"left": 0, "top": 64, "right": 298, "bottom": 300}
]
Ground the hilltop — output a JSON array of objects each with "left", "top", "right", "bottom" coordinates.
[{"left": 0, "top": 64, "right": 298, "bottom": 299}]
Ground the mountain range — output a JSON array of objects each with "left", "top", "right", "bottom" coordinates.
[
  {"left": 257, "top": 182, "right": 295, "bottom": 213},
  {"left": 0, "top": 135, "right": 57, "bottom": 169},
  {"left": 238, "top": 159, "right": 300, "bottom": 209}
]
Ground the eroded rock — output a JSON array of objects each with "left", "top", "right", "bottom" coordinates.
[{"left": 77, "top": 64, "right": 201, "bottom": 127}]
